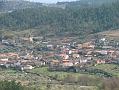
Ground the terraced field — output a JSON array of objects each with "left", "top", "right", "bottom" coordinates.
[{"left": 0, "top": 68, "right": 99, "bottom": 90}]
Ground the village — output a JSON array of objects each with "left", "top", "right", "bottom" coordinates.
[{"left": 0, "top": 33, "right": 119, "bottom": 77}]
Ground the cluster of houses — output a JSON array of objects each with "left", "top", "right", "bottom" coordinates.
[
  {"left": 0, "top": 51, "right": 46, "bottom": 71},
  {"left": 47, "top": 36, "right": 119, "bottom": 70},
  {"left": 0, "top": 34, "right": 119, "bottom": 71}
]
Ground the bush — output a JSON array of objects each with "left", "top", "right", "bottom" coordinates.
[{"left": 0, "top": 80, "right": 23, "bottom": 90}]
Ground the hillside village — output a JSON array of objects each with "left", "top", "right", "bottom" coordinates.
[
  {"left": 1, "top": 0, "right": 119, "bottom": 90},
  {"left": 0, "top": 33, "right": 119, "bottom": 76}
]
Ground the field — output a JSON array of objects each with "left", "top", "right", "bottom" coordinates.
[
  {"left": 46, "top": 85, "right": 98, "bottom": 90},
  {"left": 3, "top": 65, "right": 119, "bottom": 90},
  {"left": 29, "top": 67, "right": 98, "bottom": 81},
  {"left": 27, "top": 67, "right": 101, "bottom": 90},
  {"left": 92, "top": 64, "right": 119, "bottom": 76},
  {"left": 98, "top": 30, "right": 119, "bottom": 40},
  {"left": 98, "top": 30, "right": 119, "bottom": 37},
  {"left": 0, "top": 68, "right": 99, "bottom": 90}
]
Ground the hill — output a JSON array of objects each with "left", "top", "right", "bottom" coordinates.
[
  {"left": 57, "top": 0, "right": 118, "bottom": 7},
  {"left": 98, "top": 30, "right": 119, "bottom": 37},
  {"left": 0, "top": 1, "right": 119, "bottom": 36},
  {"left": 0, "top": 0, "right": 42, "bottom": 12}
]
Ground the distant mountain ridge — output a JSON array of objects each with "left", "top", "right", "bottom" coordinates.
[
  {"left": 0, "top": 0, "right": 118, "bottom": 13},
  {"left": 57, "top": 0, "right": 118, "bottom": 7}
]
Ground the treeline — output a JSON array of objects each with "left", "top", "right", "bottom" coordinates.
[{"left": 0, "top": 1, "right": 119, "bottom": 35}]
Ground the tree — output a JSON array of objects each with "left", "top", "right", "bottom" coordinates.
[{"left": 0, "top": 80, "right": 24, "bottom": 90}]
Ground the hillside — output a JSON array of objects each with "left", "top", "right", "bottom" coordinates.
[
  {"left": 0, "top": 1, "right": 119, "bottom": 36},
  {"left": 57, "top": 0, "right": 118, "bottom": 7},
  {"left": 0, "top": 0, "right": 42, "bottom": 12},
  {"left": 98, "top": 30, "right": 119, "bottom": 37}
]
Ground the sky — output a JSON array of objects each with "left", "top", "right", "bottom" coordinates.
[{"left": 27, "top": 0, "right": 78, "bottom": 3}]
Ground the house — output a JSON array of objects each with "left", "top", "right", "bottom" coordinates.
[
  {"left": 47, "top": 52, "right": 55, "bottom": 57},
  {"left": 29, "top": 37, "right": 33, "bottom": 43},
  {"left": 50, "top": 60, "right": 60, "bottom": 65},
  {"left": 0, "top": 58, "right": 9, "bottom": 66},
  {"left": 0, "top": 61, "right": 6, "bottom": 66},
  {"left": 47, "top": 44, "right": 53, "bottom": 48},
  {"left": 0, "top": 58, "right": 8, "bottom": 61},
  {"left": 68, "top": 50, "right": 72, "bottom": 54},
  {"left": 20, "top": 65, "right": 34, "bottom": 71},
  {"left": 60, "top": 54, "right": 69, "bottom": 59},
  {"left": 87, "top": 51, "right": 93, "bottom": 55},
  {"left": 82, "top": 42, "right": 95, "bottom": 49},
  {"left": 61, "top": 48, "right": 69, "bottom": 54},
  {"left": 0, "top": 53, "right": 18, "bottom": 57},
  {"left": 79, "top": 59, "right": 87, "bottom": 63},
  {"left": 2, "top": 40, "right": 9, "bottom": 44},
  {"left": 70, "top": 49, "right": 78, "bottom": 53},
  {"left": 105, "top": 60, "right": 112, "bottom": 63},
  {"left": 110, "top": 52, "right": 117, "bottom": 58},
  {"left": 102, "top": 46, "right": 113, "bottom": 49},
  {"left": 86, "top": 57, "right": 92, "bottom": 60},
  {"left": 72, "top": 54, "right": 80, "bottom": 58},
  {"left": 21, "top": 37, "right": 33, "bottom": 43},
  {"left": 32, "top": 59, "right": 47, "bottom": 67},
  {"left": 32, "top": 36, "right": 43, "bottom": 41},
  {"left": 95, "top": 50, "right": 108, "bottom": 55},
  {"left": 20, "top": 60, "right": 29, "bottom": 66},
  {"left": 61, "top": 60, "right": 73, "bottom": 67},
  {"left": 96, "top": 60, "right": 105, "bottom": 64},
  {"left": 14, "top": 61, "right": 21, "bottom": 67},
  {"left": 70, "top": 60, "right": 80, "bottom": 65},
  {"left": 77, "top": 44, "right": 83, "bottom": 49},
  {"left": 5, "top": 60, "right": 16, "bottom": 68},
  {"left": 18, "top": 51, "right": 33, "bottom": 60}
]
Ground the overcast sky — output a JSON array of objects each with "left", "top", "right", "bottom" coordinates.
[{"left": 27, "top": 0, "right": 78, "bottom": 3}]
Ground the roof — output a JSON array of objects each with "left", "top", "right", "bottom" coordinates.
[{"left": 51, "top": 60, "right": 59, "bottom": 63}]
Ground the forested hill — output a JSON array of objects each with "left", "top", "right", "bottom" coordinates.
[
  {"left": 0, "top": 0, "right": 42, "bottom": 12},
  {"left": 57, "top": 0, "right": 118, "bottom": 7},
  {"left": 0, "top": 1, "right": 119, "bottom": 36}
]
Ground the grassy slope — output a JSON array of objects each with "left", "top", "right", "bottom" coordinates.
[
  {"left": 30, "top": 67, "right": 98, "bottom": 80},
  {"left": 98, "top": 29, "right": 119, "bottom": 37},
  {"left": 0, "top": 68, "right": 99, "bottom": 90},
  {"left": 92, "top": 64, "right": 119, "bottom": 76},
  {"left": 49, "top": 85, "right": 97, "bottom": 90},
  {"left": 29, "top": 67, "right": 99, "bottom": 90}
]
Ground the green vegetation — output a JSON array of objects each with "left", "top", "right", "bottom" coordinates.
[
  {"left": 0, "top": 68, "right": 100, "bottom": 90},
  {"left": 0, "top": 1, "right": 119, "bottom": 36},
  {"left": 1, "top": 67, "right": 119, "bottom": 90},
  {"left": 1, "top": 1, "right": 119, "bottom": 90},
  {"left": 29, "top": 67, "right": 119, "bottom": 90},
  {"left": 0, "top": 80, "right": 43, "bottom": 90},
  {"left": 29, "top": 67, "right": 97, "bottom": 80},
  {"left": 57, "top": 0, "right": 118, "bottom": 7},
  {"left": 0, "top": 80, "right": 23, "bottom": 90},
  {"left": 92, "top": 64, "right": 119, "bottom": 76},
  {"left": 0, "top": 0, "right": 42, "bottom": 12}
]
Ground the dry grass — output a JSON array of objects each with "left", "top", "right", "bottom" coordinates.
[
  {"left": 48, "top": 85, "right": 97, "bottom": 90},
  {"left": 98, "top": 30, "right": 119, "bottom": 37}
]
